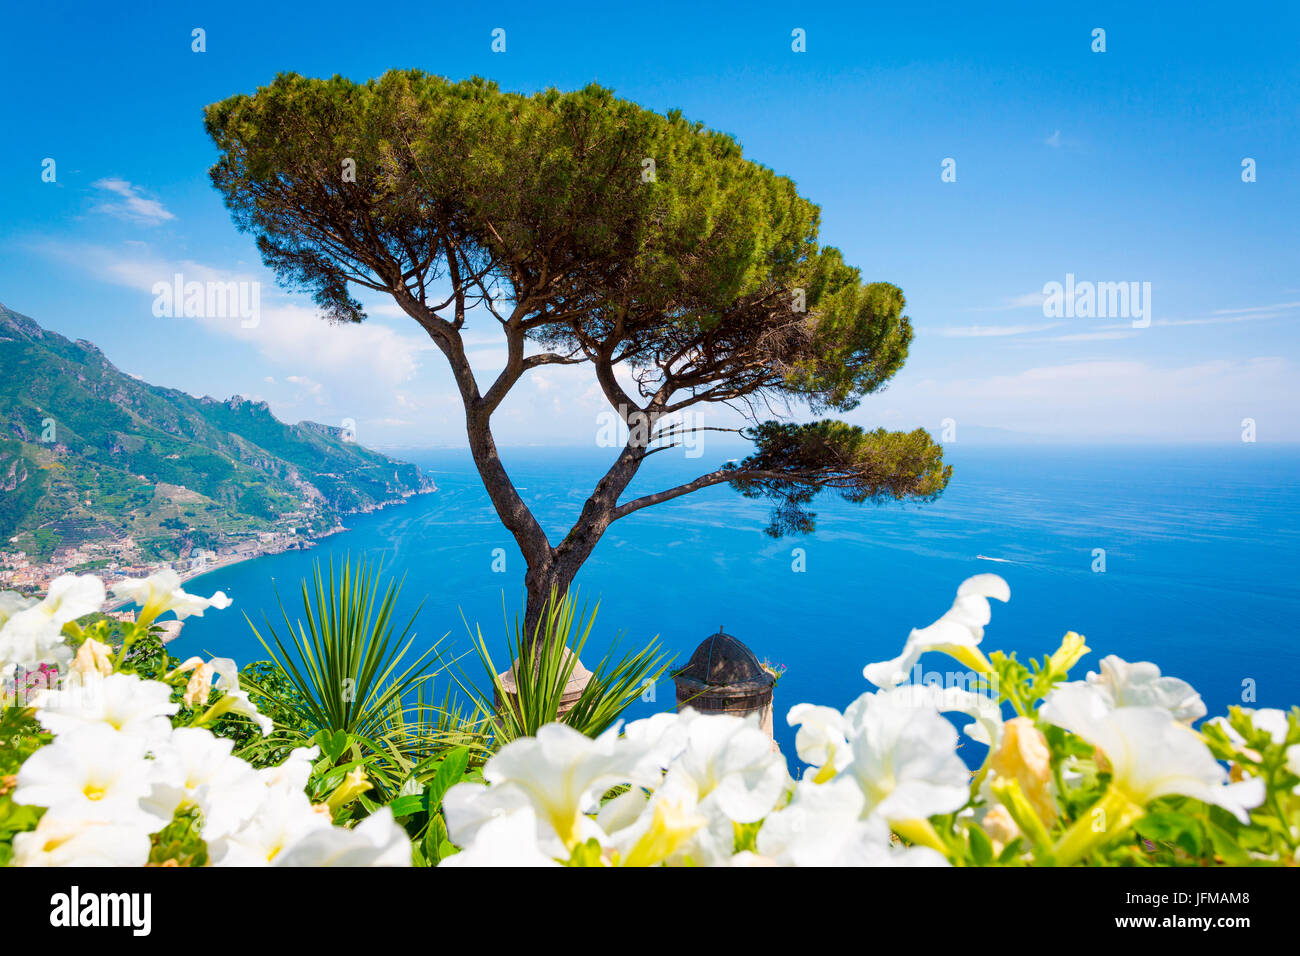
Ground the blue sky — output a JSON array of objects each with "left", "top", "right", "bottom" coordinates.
[{"left": 3, "top": 1, "right": 1298, "bottom": 449}]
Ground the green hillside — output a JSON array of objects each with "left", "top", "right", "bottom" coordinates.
[{"left": 0, "top": 304, "right": 433, "bottom": 561}]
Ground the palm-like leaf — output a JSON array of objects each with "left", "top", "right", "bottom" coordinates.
[
  {"left": 445, "top": 588, "right": 674, "bottom": 747},
  {"left": 246, "top": 557, "right": 444, "bottom": 741}
]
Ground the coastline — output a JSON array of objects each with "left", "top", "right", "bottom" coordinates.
[{"left": 103, "top": 484, "right": 437, "bottom": 611}]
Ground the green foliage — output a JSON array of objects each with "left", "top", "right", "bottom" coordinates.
[
  {"left": 205, "top": 72, "right": 914, "bottom": 408},
  {"left": 210, "top": 661, "right": 309, "bottom": 766},
  {"left": 925, "top": 635, "right": 1300, "bottom": 868},
  {"left": 148, "top": 807, "right": 209, "bottom": 867},
  {"left": 385, "top": 745, "right": 478, "bottom": 866},
  {"left": 242, "top": 558, "right": 489, "bottom": 805},
  {"left": 447, "top": 589, "right": 673, "bottom": 747},
  {"left": 204, "top": 73, "right": 945, "bottom": 539},
  {"left": 727, "top": 422, "right": 951, "bottom": 536},
  {"left": 0, "top": 707, "right": 49, "bottom": 866},
  {"left": 247, "top": 557, "right": 442, "bottom": 739}
]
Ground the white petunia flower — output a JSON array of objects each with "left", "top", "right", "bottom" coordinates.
[
  {"left": 196, "top": 660, "right": 273, "bottom": 736},
  {"left": 439, "top": 806, "right": 561, "bottom": 868},
  {"left": 273, "top": 807, "right": 413, "bottom": 866},
  {"left": 621, "top": 711, "right": 689, "bottom": 781},
  {"left": 787, "top": 703, "right": 851, "bottom": 781},
  {"left": 660, "top": 710, "right": 789, "bottom": 824},
  {"left": 863, "top": 574, "right": 1009, "bottom": 689},
  {"left": 19, "top": 575, "right": 106, "bottom": 627},
  {"left": 0, "top": 612, "right": 73, "bottom": 680},
  {"left": 838, "top": 687, "right": 971, "bottom": 825},
  {"left": 2, "top": 575, "right": 105, "bottom": 679},
  {"left": 925, "top": 686, "right": 1003, "bottom": 754},
  {"left": 591, "top": 783, "right": 709, "bottom": 867},
  {"left": 1040, "top": 682, "right": 1264, "bottom": 823},
  {"left": 12, "top": 724, "right": 171, "bottom": 830},
  {"left": 470, "top": 722, "right": 647, "bottom": 854},
  {"left": 1083, "top": 655, "right": 1206, "bottom": 723},
  {"left": 215, "top": 687, "right": 273, "bottom": 736},
  {"left": 442, "top": 780, "right": 536, "bottom": 850},
  {"left": 258, "top": 745, "right": 321, "bottom": 792},
  {"left": 11, "top": 817, "right": 152, "bottom": 867},
  {"left": 110, "top": 570, "right": 231, "bottom": 625},
  {"left": 1205, "top": 708, "right": 1291, "bottom": 748},
  {"left": 34, "top": 672, "right": 178, "bottom": 743},
  {"left": 143, "top": 727, "right": 265, "bottom": 839},
  {"left": 207, "top": 785, "right": 332, "bottom": 866},
  {"left": 646, "top": 711, "right": 789, "bottom": 866},
  {"left": 757, "top": 777, "right": 948, "bottom": 867},
  {"left": 0, "top": 590, "right": 37, "bottom": 628}
]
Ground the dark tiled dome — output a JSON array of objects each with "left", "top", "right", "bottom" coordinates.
[{"left": 676, "top": 628, "right": 774, "bottom": 688}]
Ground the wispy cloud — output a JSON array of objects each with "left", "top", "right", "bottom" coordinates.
[
  {"left": 970, "top": 291, "right": 1048, "bottom": 312},
  {"left": 1147, "top": 301, "right": 1300, "bottom": 328},
  {"left": 1212, "top": 301, "right": 1300, "bottom": 316},
  {"left": 1042, "top": 329, "right": 1138, "bottom": 342},
  {"left": 886, "top": 357, "right": 1298, "bottom": 440},
  {"left": 938, "top": 322, "right": 1061, "bottom": 338},
  {"left": 90, "top": 178, "right": 174, "bottom": 225},
  {"left": 43, "top": 240, "right": 433, "bottom": 387},
  {"left": 286, "top": 374, "right": 328, "bottom": 405},
  {"left": 1044, "top": 130, "right": 1061, "bottom": 148}
]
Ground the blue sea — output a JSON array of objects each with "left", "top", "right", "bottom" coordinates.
[{"left": 173, "top": 444, "right": 1300, "bottom": 761}]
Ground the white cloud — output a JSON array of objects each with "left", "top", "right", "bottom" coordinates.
[
  {"left": 90, "top": 179, "right": 175, "bottom": 225},
  {"left": 1041, "top": 330, "right": 1138, "bottom": 342},
  {"left": 53, "top": 242, "right": 433, "bottom": 388},
  {"left": 880, "top": 357, "right": 1299, "bottom": 440},
  {"left": 1044, "top": 130, "right": 1062, "bottom": 148},
  {"left": 285, "top": 374, "right": 328, "bottom": 405},
  {"left": 970, "top": 291, "right": 1049, "bottom": 312},
  {"left": 1212, "top": 301, "right": 1300, "bottom": 316},
  {"left": 937, "top": 322, "right": 1061, "bottom": 338}
]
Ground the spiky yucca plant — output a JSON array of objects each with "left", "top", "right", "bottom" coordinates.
[{"left": 448, "top": 589, "right": 674, "bottom": 748}]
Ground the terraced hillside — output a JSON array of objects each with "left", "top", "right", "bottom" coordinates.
[{"left": 0, "top": 304, "right": 434, "bottom": 561}]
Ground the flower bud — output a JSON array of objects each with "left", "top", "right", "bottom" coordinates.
[{"left": 989, "top": 717, "right": 1057, "bottom": 827}]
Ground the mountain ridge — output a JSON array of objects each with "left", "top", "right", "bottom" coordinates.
[{"left": 0, "top": 304, "right": 433, "bottom": 565}]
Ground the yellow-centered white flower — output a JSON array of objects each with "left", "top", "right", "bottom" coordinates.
[
  {"left": 143, "top": 727, "right": 265, "bottom": 839},
  {"left": 273, "top": 807, "right": 412, "bottom": 866},
  {"left": 1083, "top": 655, "right": 1206, "bottom": 723},
  {"left": 110, "top": 569, "right": 230, "bottom": 625},
  {"left": 838, "top": 688, "right": 971, "bottom": 824},
  {"left": 34, "top": 672, "right": 178, "bottom": 742},
  {"left": 11, "top": 817, "right": 152, "bottom": 867},
  {"left": 863, "top": 574, "right": 1009, "bottom": 689},
  {"left": 757, "top": 777, "right": 949, "bottom": 867},
  {"left": 12, "top": 724, "right": 172, "bottom": 830},
  {"left": 446, "top": 722, "right": 647, "bottom": 855},
  {"left": 1040, "top": 682, "right": 1264, "bottom": 823},
  {"left": 438, "top": 806, "right": 561, "bottom": 868},
  {"left": 787, "top": 703, "right": 851, "bottom": 782}
]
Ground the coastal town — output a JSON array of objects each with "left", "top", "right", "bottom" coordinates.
[{"left": 0, "top": 526, "right": 323, "bottom": 599}]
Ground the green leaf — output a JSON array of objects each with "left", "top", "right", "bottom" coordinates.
[
  {"left": 1204, "top": 820, "right": 1250, "bottom": 865},
  {"left": 388, "top": 794, "right": 426, "bottom": 819},
  {"left": 968, "top": 824, "right": 995, "bottom": 866},
  {"left": 313, "top": 729, "right": 352, "bottom": 763},
  {"left": 995, "top": 838, "right": 1024, "bottom": 864},
  {"left": 423, "top": 746, "right": 470, "bottom": 814}
]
